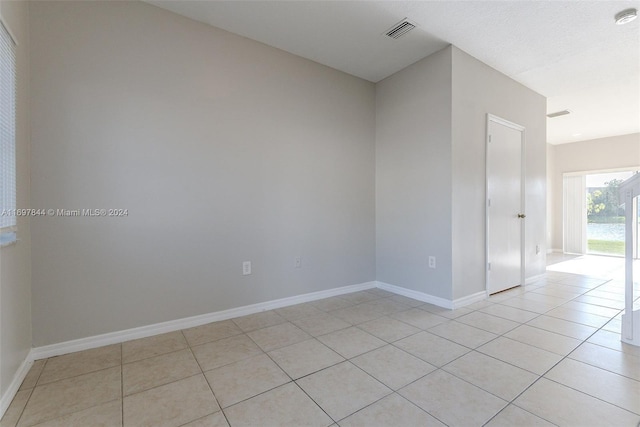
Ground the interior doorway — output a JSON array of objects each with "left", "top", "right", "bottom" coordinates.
[{"left": 486, "top": 114, "right": 525, "bottom": 295}]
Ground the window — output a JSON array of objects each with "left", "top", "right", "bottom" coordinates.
[{"left": 0, "top": 20, "right": 16, "bottom": 246}]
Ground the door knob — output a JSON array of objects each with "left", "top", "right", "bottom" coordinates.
[{"left": 518, "top": 213, "right": 526, "bottom": 218}]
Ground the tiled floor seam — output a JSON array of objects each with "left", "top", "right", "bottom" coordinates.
[
  {"left": 5, "top": 266, "right": 637, "bottom": 427},
  {"left": 577, "top": 340, "right": 640, "bottom": 367},
  {"left": 26, "top": 362, "right": 121, "bottom": 390},
  {"left": 424, "top": 298, "right": 596, "bottom": 391},
  {"left": 184, "top": 331, "right": 245, "bottom": 349},
  {"left": 122, "top": 346, "right": 190, "bottom": 366},
  {"left": 395, "top": 365, "right": 511, "bottom": 427},
  {"left": 21, "top": 398, "right": 121, "bottom": 427},
  {"left": 264, "top": 335, "right": 359, "bottom": 425},
  {"left": 12, "top": 358, "right": 47, "bottom": 427},
  {"left": 120, "top": 344, "right": 124, "bottom": 427},
  {"left": 30, "top": 359, "right": 48, "bottom": 389},
  {"left": 494, "top": 282, "right": 614, "bottom": 330},
  {"left": 436, "top": 358, "right": 526, "bottom": 400},
  {"left": 216, "top": 380, "right": 297, "bottom": 412},
  {"left": 545, "top": 305, "right": 640, "bottom": 395},
  {"left": 196, "top": 338, "right": 302, "bottom": 420},
  {"left": 28, "top": 361, "right": 46, "bottom": 389},
  {"left": 522, "top": 320, "right": 594, "bottom": 341},
  {"left": 289, "top": 381, "right": 338, "bottom": 426},
  {"left": 267, "top": 344, "right": 346, "bottom": 383},
  {"left": 345, "top": 358, "right": 397, "bottom": 393},
  {"left": 332, "top": 392, "right": 439, "bottom": 427},
  {"left": 176, "top": 330, "right": 228, "bottom": 426},
  {"left": 542, "top": 376, "right": 640, "bottom": 417},
  {"left": 5, "top": 387, "right": 33, "bottom": 427},
  {"left": 490, "top": 321, "right": 634, "bottom": 423},
  {"left": 125, "top": 372, "right": 204, "bottom": 398},
  {"left": 482, "top": 402, "right": 559, "bottom": 426},
  {"left": 259, "top": 327, "right": 388, "bottom": 425}
]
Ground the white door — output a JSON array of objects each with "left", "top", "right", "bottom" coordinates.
[{"left": 486, "top": 115, "right": 525, "bottom": 294}]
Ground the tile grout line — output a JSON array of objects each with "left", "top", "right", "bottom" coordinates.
[
  {"left": 13, "top": 358, "right": 48, "bottom": 427},
  {"left": 252, "top": 303, "right": 386, "bottom": 424},
  {"left": 482, "top": 276, "right": 636, "bottom": 425},
  {"left": 409, "top": 276, "right": 626, "bottom": 425},
  {"left": 195, "top": 324, "right": 316, "bottom": 424},
  {"left": 332, "top": 351, "right": 452, "bottom": 425},
  {"left": 199, "top": 293, "right": 394, "bottom": 425},
  {"left": 181, "top": 329, "right": 229, "bottom": 427},
  {"left": 120, "top": 343, "right": 124, "bottom": 427},
  {"left": 7, "top": 387, "right": 34, "bottom": 427},
  {"left": 6, "top": 277, "right": 636, "bottom": 426},
  {"left": 480, "top": 276, "right": 604, "bottom": 426}
]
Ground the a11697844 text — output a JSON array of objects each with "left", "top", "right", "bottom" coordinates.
[{"left": 1, "top": 208, "right": 129, "bottom": 217}]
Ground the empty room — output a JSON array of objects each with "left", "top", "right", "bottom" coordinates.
[{"left": 1, "top": 1, "right": 639, "bottom": 426}]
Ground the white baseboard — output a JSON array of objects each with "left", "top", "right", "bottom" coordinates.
[
  {"left": 0, "top": 350, "right": 34, "bottom": 418},
  {"left": 6, "top": 277, "right": 494, "bottom": 419},
  {"left": 1, "top": 280, "right": 373, "bottom": 419},
  {"left": 525, "top": 273, "right": 546, "bottom": 285},
  {"left": 376, "top": 281, "right": 456, "bottom": 309},
  {"left": 31, "top": 281, "right": 377, "bottom": 361},
  {"left": 452, "top": 291, "right": 487, "bottom": 309},
  {"left": 376, "top": 281, "right": 489, "bottom": 310}
]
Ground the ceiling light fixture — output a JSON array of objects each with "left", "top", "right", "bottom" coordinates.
[{"left": 615, "top": 8, "right": 637, "bottom": 25}]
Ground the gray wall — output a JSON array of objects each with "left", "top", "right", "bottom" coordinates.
[
  {"left": 451, "top": 47, "right": 547, "bottom": 299},
  {"left": 547, "top": 133, "right": 640, "bottom": 252},
  {"left": 375, "top": 47, "right": 453, "bottom": 299},
  {"left": 376, "top": 45, "right": 547, "bottom": 302},
  {"left": 28, "top": 1, "right": 550, "bottom": 347},
  {"left": 0, "top": 0, "right": 31, "bottom": 397},
  {"left": 30, "top": 1, "right": 375, "bottom": 346}
]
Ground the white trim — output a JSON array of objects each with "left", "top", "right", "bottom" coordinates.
[
  {"left": 376, "top": 281, "right": 487, "bottom": 310},
  {"left": 31, "top": 281, "right": 376, "bottom": 360},
  {"left": 1, "top": 281, "right": 374, "bottom": 419},
  {"left": 376, "top": 281, "right": 454, "bottom": 308},
  {"left": 3, "top": 278, "right": 495, "bottom": 417},
  {"left": 452, "top": 291, "right": 487, "bottom": 309},
  {"left": 485, "top": 114, "right": 526, "bottom": 294},
  {"left": 486, "top": 114, "right": 526, "bottom": 132},
  {"left": 562, "top": 165, "right": 640, "bottom": 178},
  {"left": 620, "top": 176, "right": 638, "bottom": 344},
  {"left": 0, "top": 351, "right": 33, "bottom": 418},
  {"left": 525, "top": 273, "right": 546, "bottom": 285},
  {"left": 621, "top": 311, "right": 640, "bottom": 346}
]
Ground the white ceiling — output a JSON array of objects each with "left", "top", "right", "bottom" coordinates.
[{"left": 147, "top": 0, "right": 640, "bottom": 145}]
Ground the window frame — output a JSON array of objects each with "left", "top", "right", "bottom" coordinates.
[{"left": 0, "top": 18, "right": 17, "bottom": 247}]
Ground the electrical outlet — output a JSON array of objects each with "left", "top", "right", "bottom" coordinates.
[
  {"left": 294, "top": 256, "right": 302, "bottom": 268},
  {"left": 428, "top": 256, "right": 436, "bottom": 269},
  {"left": 242, "top": 261, "right": 251, "bottom": 275}
]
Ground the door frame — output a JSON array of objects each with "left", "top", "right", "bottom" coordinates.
[{"left": 485, "top": 114, "right": 526, "bottom": 295}]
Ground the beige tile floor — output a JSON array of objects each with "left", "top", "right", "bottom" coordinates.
[{"left": 2, "top": 256, "right": 640, "bottom": 426}]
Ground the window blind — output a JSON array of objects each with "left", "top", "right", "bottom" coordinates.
[{"left": 0, "top": 20, "right": 16, "bottom": 237}]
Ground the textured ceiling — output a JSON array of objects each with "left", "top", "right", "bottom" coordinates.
[{"left": 146, "top": 1, "right": 640, "bottom": 145}]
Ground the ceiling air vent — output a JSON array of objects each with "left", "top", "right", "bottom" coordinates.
[
  {"left": 385, "top": 19, "right": 417, "bottom": 39},
  {"left": 547, "top": 110, "right": 571, "bottom": 118}
]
